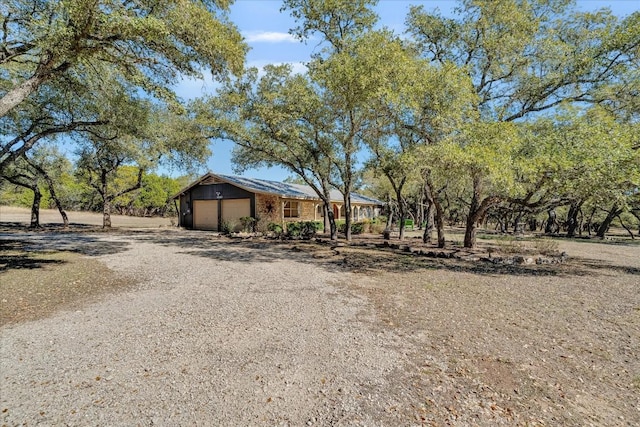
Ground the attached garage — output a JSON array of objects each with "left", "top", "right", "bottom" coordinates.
[
  {"left": 222, "top": 199, "right": 250, "bottom": 224},
  {"left": 193, "top": 200, "right": 219, "bottom": 230}
]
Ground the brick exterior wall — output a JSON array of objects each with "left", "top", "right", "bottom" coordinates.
[
  {"left": 255, "top": 193, "right": 378, "bottom": 231},
  {"left": 255, "top": 193, "right": 281, "bottom": 225},
  {"left": 295, "top": 200, "right": 317, "bottom": 222}
]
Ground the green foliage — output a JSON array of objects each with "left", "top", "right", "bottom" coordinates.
[
  {"left": 1, "top": 161, "right": 185, "bottom": 218},
  {"left": 220, "top": 220, "right": 236, "bottom": 235},
  {"left": 267, "top": 222, "right": 284, "bottom": 236},
  {"left": 239, "top": 216, "right": 257, "bottom": 233},
  {"left": 283, "top": 0, "right": 379, "bottom": 52},
  {"left": 338, "top": 221, "right": 365, "bottom": 235},
  {"left": 1, "top": 0, "right": 246, "bottom": 118},
  {"left": 285, "top": 221, "right": 318, "bottom": 239},
  {"left": 0, "top": 182, "right": 33, "bottom": 207}
]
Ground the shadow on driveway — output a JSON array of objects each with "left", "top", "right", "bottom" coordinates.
[
  {"left": 131, "top": 230, "right": 630, "bottom": 278},
  {"left": 1, "top": 227, "right": 636, "bottom": 278}
]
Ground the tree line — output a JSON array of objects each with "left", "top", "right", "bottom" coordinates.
[
  {"left": 201, "top": 0, "right": 639, "bottom": 246},
  {"left": 0, "top": 146, "right": 190, "bottom": 226},
  {"left": 1, "top": 0, "right": 638, "bottom": 246}
]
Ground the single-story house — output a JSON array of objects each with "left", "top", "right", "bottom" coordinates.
[{"left": 172, "top": 173, "right": 384, "bottom": 231}]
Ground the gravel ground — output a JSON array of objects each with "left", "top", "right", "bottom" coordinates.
[
  {"left": 1, "top": 228, "right": 639, "bottom": 426},
  {"left": 1, "top": 231, "right": 406, "bottom": 426}
]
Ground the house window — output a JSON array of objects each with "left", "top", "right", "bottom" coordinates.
[{"left": 284, "top": 201, "right": 299, "bottom": 218}]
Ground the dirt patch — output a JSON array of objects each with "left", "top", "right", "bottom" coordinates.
[
  {"left": 0, "top": 240, "right": 136, "bottom": 326},
  {"left": 335, "top": 259, "right": 640, "bottom": 425},
  {"left": 0, "top": 205, "right": 175, "bottom": 229}
]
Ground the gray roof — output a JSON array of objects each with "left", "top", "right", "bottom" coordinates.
[{"left": 174, "top": 173, "right": 383, "bottom": 206}]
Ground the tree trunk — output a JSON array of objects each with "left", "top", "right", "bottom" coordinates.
[
  {"left": 344, "top": 194, "right": 352, "bottom": 241},
  {"left": 322, "top": 186, "right": 337, "bottom": 241},
  {"left": 596, "top": 204, "right": 623, "bottom": 239},
  {"left": 422, "top": 201, "right": 434, "bottom": 244},
  {"left": 424, "top": 172, "right": 445, "bottom": 248},
  {"left": 512, "top": 210, "right": 523, "bottom": 234},
  {"left": 31, "top": 161, "right": 69, "bottom": 227},
  {"left": 617, "top": 215, "right": 635, "bottom": 240},
  {"left": 103, "top": 200, "right": 112, "bottom": 228},
  {"left": 29, "top": 185, "right": 42, "bottom": 228},
  {"left": 328, "top": 207, "right": 337, "bottom": 240},
  {"left": 397, "top": 197, "right": 407, "bottom": 241},
  {"left": 100, "top": 168, "right": 111, "bottom": 228},
  {"left": 631, "top": 210, "right": 640, "bottom": 236},
  {"left": 463, "top": 176, "right": 482, "bottom": 248},
  {"left": 463, "top": 217, "right": 477, "bottom": 248},
  {"left": 323, "top": 203, "right": 330, "bottom": 233},
  {"left": 463, "top": 177, "right": 500, "bottom": 248},
  {"left": 385, "top": 196, "right": 394, "bottom": 230},
  {"left": 545, "top": 209, "right": 559, "bottom": 234},
  {"left": 434, "top": 201, "right": 445, "bottom": 248},
  {"left": 566, "top": 200, "right": 583, "bottom": 238},
  {"left": 49, "top": 185, "right": 69, "bottom": 227},
  {"left": 0, "top": 74, "right": 48, "bottom": 119},
  {"left": 585, "top": 206, "right": 597, "bottom": 236}
]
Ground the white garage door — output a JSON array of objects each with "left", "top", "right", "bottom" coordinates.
[
  {"left": 193, "top": 200, "right": 219, "bottom": 230},
  {"left": 222, "top": 199, "right": 251, "bottom": 224}
]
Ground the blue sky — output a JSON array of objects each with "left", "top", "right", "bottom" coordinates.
[{"left": 173, "top": 0, "right": 638, "bottom": 182}]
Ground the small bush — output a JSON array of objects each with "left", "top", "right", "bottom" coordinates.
[
  {"left": 286, "top": 221, "right": 317, "bottom": 239},
  {"left": 534, "top": 238, "right": 559, "bottom": 255},
  {"left": 267, "top": 222, "right": 283, "bottom": 237},
  {"left": 338, "top": 221, "right": 366, "bottom": 235},
  {"left": 286, "top": 221, "right": 302, "bottom": 237},
  {"left": 239, "top": 216, "right": 257, "bottom": 233},
  {"left": 351, "top": 222, "right": 365, "bottom": 235},
  {"left": 370, "top": 221, "right": 386, "bottom": 234},
  {"left": 494, "top": 237, "right": 527, "bottom": 254},
  {"left": 375, "top": 215, "right": 387, "bottom": 225},
  {"left": 220, "top": 220, "right": 236, "bottom": 234}
]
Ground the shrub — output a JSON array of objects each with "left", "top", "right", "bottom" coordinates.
[
  {"left": 493, "top": 237, "right": 527, "bottom": 254},
  {"left": 286, "top": 221, "right": 302, "bottom": 237},
  {"left": 338, "top": 221, "right": 366, "bottom": 235},
  {"left": 534, "top": 238, "right": 559, "bottom": 255},
  {"left": 286, "top": 221, "right": 317, "bottom": 239},
  {"left": 370, "top": 221, "right": 386, "bottom": 234},
  {"left": 267, "top": 222, "right": 283, "bottom": 237},
  {"left": 301, "top": 221, "right": 318, "bottom": 238},
  {"left": 375, "top": 215, "right": 387, "bottom": 225},
  {"left": 220, "top": 220, "right": 236, "bottom": 234},
  {"left": 239, "top": 216, "right": 257, "bottom": 233}
]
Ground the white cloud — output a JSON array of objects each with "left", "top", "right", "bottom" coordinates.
[{"left": 243, "top": 31, "right": 298, "bottom": 43}]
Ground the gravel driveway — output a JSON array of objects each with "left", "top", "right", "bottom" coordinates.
[
  {"left": 1, "top": 230, "right": 639, "bottom": 426},
  {"left": 1, "top": 232, "right": 405, "bottom": 426}
]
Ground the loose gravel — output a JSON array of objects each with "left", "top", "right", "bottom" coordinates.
[
  {"left": 1, "top": 232, "right": 405, "bottom": 426},
  {"left": 1, "top": 229, "right": 639, "bottom": 426}
]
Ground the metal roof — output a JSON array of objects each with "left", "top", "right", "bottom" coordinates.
[{"left": 173, "top": 172, "right": 383, "bottom": 205}]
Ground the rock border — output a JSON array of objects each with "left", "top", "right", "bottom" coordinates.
[{"left": 314, "top": 238, "right": 569, "bottom": 265}]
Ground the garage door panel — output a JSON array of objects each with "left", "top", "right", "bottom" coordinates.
[
  {"left": 222, "top": 199, "right": 251, "bottom": 224},
  {"left": 193, "top": 200, "right": 218, "bottom": 230}
]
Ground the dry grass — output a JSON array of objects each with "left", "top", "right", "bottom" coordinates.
[{"left": 0, "top": 239, "right": 135, "bottom": 326}]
